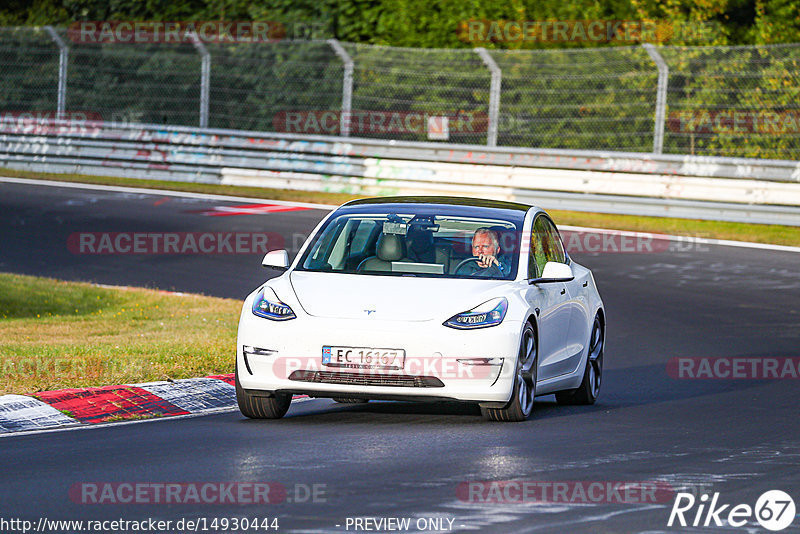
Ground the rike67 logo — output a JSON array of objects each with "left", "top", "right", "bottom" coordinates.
[{"left": 668, "top": 490, "right": 796, "bottom": 531}]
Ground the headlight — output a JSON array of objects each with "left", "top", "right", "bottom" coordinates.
[
  {"left": 252, "top": 287, "right": 296, "bottom": 321},
  {"left": 443, "top": 297, "right": 508, "bottom": 329}
]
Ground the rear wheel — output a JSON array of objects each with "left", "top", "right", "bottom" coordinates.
[
  {"left": 332, "top": 398, "right": 369, "bottom": 404},
  {"left": 235, "top": 363, "right": 292, "bottom": 419},
  {"left": 482, "top": 323, "right": 537, "bottom": 422},
  {"left": 556, "top": 314, "right": 604, "bottom": 405}
]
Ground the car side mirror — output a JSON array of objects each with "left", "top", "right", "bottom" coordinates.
[
  {"left": 529, "top": 261, "right": 574, "bottom": 284},
  {"left": 262, "top": 250, "right": 289, "bottom": 270}
]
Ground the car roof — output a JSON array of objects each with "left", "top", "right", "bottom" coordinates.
[{"left": 343, "top": 196, "right": 535, "bottom": 212}]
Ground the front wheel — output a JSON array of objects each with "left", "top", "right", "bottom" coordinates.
[
  {"left": 482, "top": 323, "right": 537, "bottom": 422},
  {"left": 235, "top": 363, "right": 292, "bottom": 419},
  {"left": 556, "top": 313, "right": 604, "bottom": 405}
]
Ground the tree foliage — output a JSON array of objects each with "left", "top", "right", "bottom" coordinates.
[{"left": 2, "top": 0, "right": 800, "bottom": 47}]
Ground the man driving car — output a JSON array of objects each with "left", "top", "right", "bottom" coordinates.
[{"left": 466, "top": 227, "right": 508, "bottom": 278}]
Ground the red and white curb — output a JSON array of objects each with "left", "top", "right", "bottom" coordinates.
[
  {"left": 191, "top": 202, "right": 311, "bottom": 217},
  {"left": 0, "top": 374, "right": 310, "bottom": 434}
]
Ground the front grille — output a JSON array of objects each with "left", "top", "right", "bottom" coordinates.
[{"left": 288, "top": 370, "right": 444, "bottom": 388}]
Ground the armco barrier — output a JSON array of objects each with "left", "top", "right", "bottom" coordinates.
[{"left": 2, "top": 120, "right": 800, "bottom": 226}]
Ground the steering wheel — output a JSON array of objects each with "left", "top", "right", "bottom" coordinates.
[{"left": 453, "top": 257, "right": 481, "bottom": 275}]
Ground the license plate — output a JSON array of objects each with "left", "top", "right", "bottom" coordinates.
[{"left": 322, "top": 346, "right": 405, "bottom": 370}]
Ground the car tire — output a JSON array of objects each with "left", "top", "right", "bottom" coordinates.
[
  {"left": 555, "top": 314, "right": 604, "bottom": 406},
  {"left": 332, "top": 398, "right": 369, "bottom": 403},
  {"left": 481, "top": 323, "right": 537, "bottom": 422},
  {"left": 235, "top": 363, "right": 292, "bottom": 419}
]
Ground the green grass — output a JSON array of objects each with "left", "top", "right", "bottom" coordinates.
[
  {"left": 3, "top": 168, "right": 800, "bottom": 246},
  {"left": 103, "top": 413, "right": 163, "bottom": 422},
  {"left": 0, "top": 272, "right": 241, "bottom": 395}
]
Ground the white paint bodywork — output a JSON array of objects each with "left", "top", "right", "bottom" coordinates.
[{"left": 236, "top": 203, "right": 604, "bottom": 406}]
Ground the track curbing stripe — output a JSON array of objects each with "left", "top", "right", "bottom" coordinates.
[
  {"left": 35, "top": 385, "right": 190, "bottom": 424},
  {"left": 1, "top": 373, "right": 313, "bottom": 435},
  {"left": 136, "top": 378, "right": 236, "bottom": 413},
  {"left": 0, "top": 394, "right": 77, "bottom": 433}
]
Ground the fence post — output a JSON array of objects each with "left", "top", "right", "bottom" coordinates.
[
  {"left": 475, "top": 48, "right": 501, "bottom": 147},
  {"left": 44, "top": 26, "right": 68, "bottom": 120},
  {"left": 643, "top": 43, "right": 668, "bottom": 154},
  {"left": 328, "top": 39, "right": 353, "bottom": 137},
  {"left": 189, "top": 32, "right": 211, "bottom": 129}
]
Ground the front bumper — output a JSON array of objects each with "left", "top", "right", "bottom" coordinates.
[{"left": 237, "top": 304, "right": 522, "bottom": 404}]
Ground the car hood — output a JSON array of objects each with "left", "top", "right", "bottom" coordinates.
[{"left": 288, "top": 271, "right": 511, "bottom": 321}]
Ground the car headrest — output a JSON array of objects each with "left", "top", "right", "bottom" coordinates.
[
  {"left": 407, "top": 226, "right": 435, "bottom": 263},
  {"left": 489, "top": 225, "right": 518, "bottom": 254},
  {"left": 377, "top": 234, "right": 405, "bottom": 261}
]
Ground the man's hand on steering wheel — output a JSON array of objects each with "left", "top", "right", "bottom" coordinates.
[
  {"left": 453, "top": 255, "right": 502, "bottom": 276},
  {"left": 476, "top": 253, "right": 499, "bottom": 269}
]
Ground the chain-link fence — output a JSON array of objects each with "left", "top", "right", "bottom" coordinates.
[
  {"left": 0, "top": 28, "right": 61, "bottom": 115},
  {"left": 1, "top": 26, "right": 799, "bottom": 159},
  {"left": 342, "top": 43, "right": 492, "bottom": 145}
]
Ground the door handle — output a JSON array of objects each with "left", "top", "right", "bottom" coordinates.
[
  {"left": 583, "top": 281, "right": 588, "bottom": 287},
  {"left": 560, "top": 288, "right": 566, "bottom": 295}
]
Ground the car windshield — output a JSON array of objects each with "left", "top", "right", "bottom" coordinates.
[{"left": 296, "top": 204, "right": 524, "bottom": 279}]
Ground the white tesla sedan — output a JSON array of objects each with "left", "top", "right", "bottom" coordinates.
[{"left": 236, "top": 197, "right": 605, "bottom": 422}]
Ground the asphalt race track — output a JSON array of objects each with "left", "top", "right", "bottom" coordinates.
[{"left": 1, "top": 179, "right": 799, "bottom": 533}]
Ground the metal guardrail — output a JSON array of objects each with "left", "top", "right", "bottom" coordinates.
[{"left": 2, "top": 120, "right": 800, "bottom": 226}]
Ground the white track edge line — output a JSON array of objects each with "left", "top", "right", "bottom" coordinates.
[
  {"left": 3, "top": 176, "right": 799, "bottom": 254},
  {"left": 0, "top": 176, "right": 337, "bottom": 210}
]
